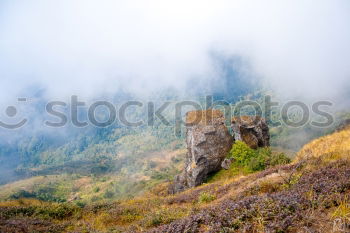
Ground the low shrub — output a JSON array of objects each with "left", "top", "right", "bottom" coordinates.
[
  {"left": 9, "top": 188, "right": 66, "bottom": 203},
  {"left": 229, "top": 141, "right": 256, "bottom": 166},
  {"left": 93, "top": 187, "right": 100, "bottom": 193},
  {"left": 267, "top": 151, "right": 291, "bottom": 167},
  {"left": 198, "top": 192, "right": 216, "bottom": 203},
  {"left": 228, "top": 141, "right": 291, "bottom": 172},
  {"left": 103, "top": 190, "right": 115, "bottom": 199},
  {"left": 35, "top": 203, "right": 79, "bottom": 220}
]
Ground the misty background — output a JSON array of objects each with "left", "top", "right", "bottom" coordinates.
[
  {"left": 1, "top": 0, "right": 349, "bottom": 102},
  {"left": 0, "top": 0, "right": 349, "bottom": 187}
]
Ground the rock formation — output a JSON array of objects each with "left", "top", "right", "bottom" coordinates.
[
  {"left": 169, "top": 113, "right": 270, "bottom": 194},
  {"left": 231, "top": 116, "right": 270, "bottom": 149},
  {"left": 169, "top": 110, "right": 233, "bottom": 193}
]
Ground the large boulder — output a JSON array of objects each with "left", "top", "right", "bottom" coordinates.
[
  {"left": 169, "top": 110, "right": 233, "bottom": 193},
  {"left": 231, "top": 116, "right": 270, "bottom": 149}
]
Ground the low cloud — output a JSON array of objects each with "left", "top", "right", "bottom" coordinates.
[{"left": 0, "top": 0, "right": 349, "bottom": 104}]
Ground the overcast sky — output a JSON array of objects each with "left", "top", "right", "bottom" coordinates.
[{"left": 0, "top": 0, "right": 349, "bottom": 105}]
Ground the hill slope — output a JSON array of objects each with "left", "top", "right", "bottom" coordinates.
[{"left": 1, "top": 126, "right": 350, "bottom": 232}]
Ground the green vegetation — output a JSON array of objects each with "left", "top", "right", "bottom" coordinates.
[
  {"left": 198, "top": 192, "right": 216, "bottom": 203},
  {"left": 207, "top": 142, "right": 291, "bottom": 183},
  {"left": 227, "top": 141, "right": 291, "bottom": 172}
]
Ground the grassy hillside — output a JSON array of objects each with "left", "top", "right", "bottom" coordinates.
[
  {"left": 1, "top": 125, "right": 350, "bottom": 232},
  {"left": 0, "top": 148, "right": 185, "bottom": 204},
  {"left": 296, "top": 124, "right": 350, "bottom": 162}
]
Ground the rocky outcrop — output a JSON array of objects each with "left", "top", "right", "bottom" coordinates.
[
  {"left": 169, "top": 114, "right": 270, "bottom": 194},
  {"left": 231, "top": 116, "right": 270, "bottom": 149},
  {"left": 169, "top": 110, "right": 233, "bottom": 194}
]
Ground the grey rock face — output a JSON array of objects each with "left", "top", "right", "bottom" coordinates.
[
  {"left": 231, "top": 116, "right": 270, "bottom": 149},
  {"left": 169, "top": 110, "right": 233, "bottom": 194},
  {"left": 221, "top": 158, "right": 234, "bottom": 170}
]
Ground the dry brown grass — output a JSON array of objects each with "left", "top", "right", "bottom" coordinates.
[
  {"left": 186, "top": 109, "right": 223, "bottom": 125},
  {"left": 0, "top": 198, "right": 43, "bottom": 207},
  {"left": 296, "top": 126, "right": 350, "bottom": 162},
  {"left": 232, "top": 115, "right": 264, "bottom": 125}
]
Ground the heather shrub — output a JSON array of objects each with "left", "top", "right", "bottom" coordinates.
[{"left": 153, "top": 161, "right": 350, "bottom": 233}]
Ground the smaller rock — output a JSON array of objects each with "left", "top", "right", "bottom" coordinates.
[
  {"left": 168, "top": 172, "right": 187, "bottom": 194},
  {"left": 231, "top": 116, "right": 270, "bottom": 149},
  {"left": 221, "top": 158, "right": 234, "bottom": 170}
]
